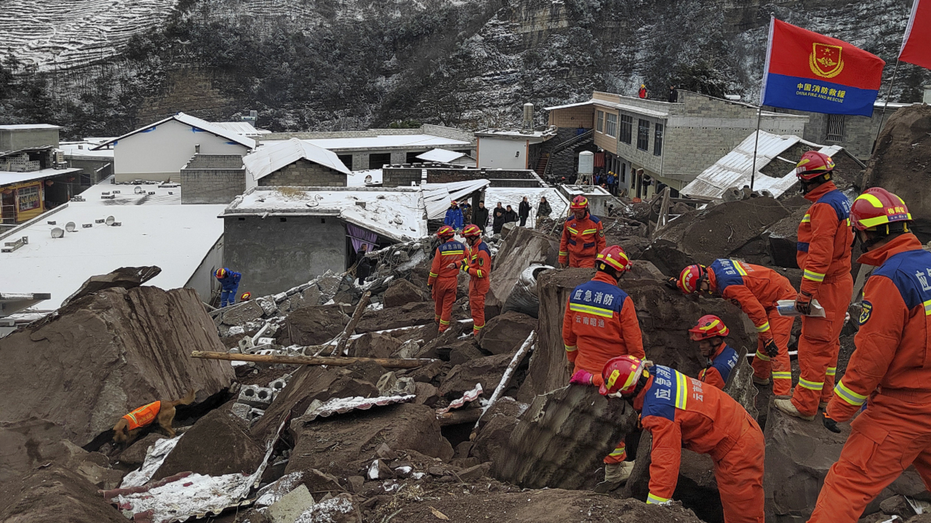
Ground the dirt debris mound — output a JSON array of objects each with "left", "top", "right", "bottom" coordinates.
[
  {"left": 0, "top": 285, "right": 234, "bottom": 448},
  {"left": 0, "top": 466, "right": 128, "bottom": 523}
]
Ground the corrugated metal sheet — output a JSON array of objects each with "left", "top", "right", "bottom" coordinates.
[
  {"left": 422, "top": 180, "right": 490, "bottom": 219},
  {"left": 680, "top": 131, "right": 845, "bottom": 199},
  {"left": 244, "top": 138, "right": 352, "bottom": 182},
  {"left": 416, "top": 148, "right": 466, "bottom": 163}
]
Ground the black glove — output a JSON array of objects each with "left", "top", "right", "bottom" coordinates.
[
  {"left": 822, "top": 411, "right": 841, "bottom": 433},
  {"left": 763, "top": 339, "right": 779, "bottom": 358},
  {"left": 795, "top": 291, "right": 813, "bottom": 315},
  {"left": 664, "top": 277, "right": 679, "bottom": 290}
]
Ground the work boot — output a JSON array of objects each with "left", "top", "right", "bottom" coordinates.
[
  {"left": 594, "top": 461, "right": 635, "bottom": 493},
  {"left": 774, "top": 398, "right": 815, "bottom": 421},
  {"left": 753, "top": 375, "right": 771, "bottom": 386}
]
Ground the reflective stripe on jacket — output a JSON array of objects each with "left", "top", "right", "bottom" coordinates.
[
  {"left": 708, "top": 259, "right": 797, "bottom": 342},
  {"left": 122, "top": 401, "right": 161, "bottom": 430},
  {"left": 796, "top": 182, "right": 853, "bottom": 295},
  {"left": 558, "top": 212, "right": 605, "bottom": 265},
  {"left": 428, "top": 240, "right": 468, "bottom": 285}
]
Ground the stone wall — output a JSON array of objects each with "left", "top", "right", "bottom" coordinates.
[
  {"left": 258, "top": 159, "right": 347, "bottom": 187},
  {"left": 180, "top": 154, "right": 246, "bottom": 204}
]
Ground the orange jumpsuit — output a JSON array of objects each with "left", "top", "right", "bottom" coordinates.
[
  {"left": 464, "top": 239, "right": 492, "bottom": 336},
  {"left": 428, "top": 239, "right": 468, "bottom": 332},
  {"left": 706, "top": 259, "right": 797, "bottom": 395},
  {"left": 636, "top": 365, "right": 764, "bottom": 523},
  {"left": 122, "top": 401, "right": 162, "bottom": 430},
  {"left": 791, "top": 182, "right": 854, "bottom": 416},
  {"left": 809, "top": 234, "right": 931, "bottom": 523},
  {"left": 558, "top": 212, "right": 606, "bottom": 268},
  {"left": 698, "top": 343, "right": 740, "bottom": 390},
  {"left": 563, "top": 271, "right": 645, "bottom": 463}
]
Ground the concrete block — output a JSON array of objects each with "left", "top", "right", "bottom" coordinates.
[
  {"left": 239, "top": 385, "right": 274, "bottom": 408},
  {"left": 267, "top": 484, "right": 314, "bottom": 523},
  {"left": 231, "top": 402, "right": 252, "bottom": 421},
  {"left": 256, "top": 297, "right": 278, "bottom": 317}
]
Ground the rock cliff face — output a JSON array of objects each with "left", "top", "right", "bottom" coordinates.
[
  {"left": 0, "top": 286, "right": 234, "bottom": 447},
  {"left": 1, "top": 0, "right": 928, "bottom": 135}
]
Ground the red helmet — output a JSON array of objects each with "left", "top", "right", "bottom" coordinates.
[
  {"left": 795, "top": 151, "right": 835, "bottom": 181},
  {"left": 850, "top": 187, "right": 912, "bottom": 231},
  {"left": 240, "top": 292, "right": 252, "bottom": 301},
  {"left": 215, "top": 268, "right": 228, "bottom": 280},
  {"left": 437, "top": 225, "right": 455, "bottom": 240},
  {"left": 570, "top": 195, "right": 588, "bottom": 210},
  {"left": 676, "top": 264, "right": 707, "bottom": 294},
  {"left": 597, "top": 245, "right": 631, "bottom": 273},
  {"left": 688, "top": 315, "right": 729, "bottom": 341},
  {"left": 462, "top": 224, "right": 482, "bottom": 238},
  {"left": 451, "top": 200, "right": 458, "bottom": 206},
  {"left": 599, "top": 355, "right": 647, "bottom": 396}
]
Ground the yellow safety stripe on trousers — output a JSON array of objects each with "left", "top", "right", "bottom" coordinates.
[
  {"left": 835, "top": 380, "right": 868, "bottom": 406},
  {"left": 439, "top": 319, "right": 451, "bottom": 325},
  {"left": 567, "top": 227, "right": 579, "bottom": 235},
  {"left": 675, "top": 371, "right": 689, "bottom": 410},
  {"left": 558, "top": 250, "right": 568, "bottom": 256},
  {"left": 754, "top": 350, "right": 771, "bottom": 362},
  {"left": 582, "top": 228, "right": 598, "bottom": 234},
  {"left": 755, "top": 321, "right": 771, "bottom": 333},
  {"left": 473, "top": 323, "right": 484, "bottom": 330},
  {"left": 772, "top": 371, "right": 792, "bottom": 380},
  {"left": 924, "top": 299, "right": 931, "bottom": 316},
  {"left": 803, "top": 269, "right": 825, "bottom": 282},
  {"left": 801, "top": 214, "right": 811, "bottom": 223},
  {"left": 565, "top": 344, "right": 577, "bottom": 352},
  {"left": 798, "top": 377, "right": 824, "bottom": 390},
  {"left": 825, "top": 367, "right": 836, "bottom": 377},
  {"left": 429, "top": 272, "right": 438, "bottom": 278},
  {"left": 569, "top": 303, "right": 615, "bottom": 318},
  {"left": 442, "top": 250, "right": 464, "bottom": 255},
  {"left": 647, "top": 493, "right": 671, "bottom": 505}
]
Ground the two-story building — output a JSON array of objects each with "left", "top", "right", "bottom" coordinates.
[{"left": 545, "top": 91, "right": 809, "bottom": 199}]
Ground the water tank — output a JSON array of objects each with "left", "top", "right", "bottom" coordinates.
[
  {"left": 522, "top": 103, "right": 534, "bottom": 131},
  {"left": 578, "top": 151, "right": 594, "bottom": 175}
]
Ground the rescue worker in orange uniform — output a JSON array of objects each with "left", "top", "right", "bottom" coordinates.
[
  {"left": 600, "top": 355, "right": 765, "bottom": 523},
  {"left": 558, "top": 195, "right": 606, "bottom": 268},
  {"left": 563, "top": 245, "right": 644, "bottom": 484},
  {"left": 459, "top": 224, "right": 491, "bottom": 336},
  {"left": 809, "top": 189, "right": 931, "bottom": 523},
  {"left": 689, "top": 315, "right": 740, "bottom": 390},
  {"left": 775, "top": 151, "right": 853, "bottom": 420},
  {"left": 427, "top": 225, "right": 468, "bottom": 333},
  {"left": 676, "top": 259, "right": 796, "bottom": 395}
]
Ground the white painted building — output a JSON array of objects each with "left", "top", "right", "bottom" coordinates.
[
  {"left": 474, "top": 129, "right": 556, "bottom": 170},
  {"left": 92, "top": 113, "right": 255, "bottom": 183}
]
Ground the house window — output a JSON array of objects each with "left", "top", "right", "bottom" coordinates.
[
  {"left": 637, "top": 119, "right": 650, "bottom": 151},
  {"left": 654, "top": 123, "right": 664, "bottom": 156},
  {"left": 16, "top": 185, "right": 40, "bottom": 212},
  {"left": 826, "top": 114, "right": 845, "bottom": 141},
  {"left": 620, "top": 115, "right": 632, "bottom": 144},
  {"left": 596, "top": 111, "right": 604, "bottom": 133},
  {"left": 605, "top": 113, "right": 618, "bottom": 138}
]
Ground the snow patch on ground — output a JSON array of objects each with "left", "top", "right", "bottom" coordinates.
[{"left": 295, "top": 495, "right": 356, "bottom": 523}]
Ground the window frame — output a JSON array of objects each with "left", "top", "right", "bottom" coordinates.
[
  {"left": 637, "top": 119, "right": 650, "bottom": 151},
  {"left": 605, "top": 113, "right": 618, "bottom": 138},
  {"left": 596, "top": 110, "right": 604, "bottom": 133},
  {"left": 653, "top": 122, "right": 664, "bottom": 156},
  {"left": 619, "top": 115, "right": 632, "bottom": 144}
]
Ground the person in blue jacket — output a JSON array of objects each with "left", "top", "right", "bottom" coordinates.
[
  {"left": 215, "top": 268, "right": 242, "bottom": 307},
  {"left": 444, "top": 200, "right": 464, "bottom": 231}
]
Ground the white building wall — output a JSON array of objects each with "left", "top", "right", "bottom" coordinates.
[
  {"left": 477, "top": 137, "right": 528, "bottom": 169},
  {"left": 113, "top": 119, "right": 250, "bottom": 182}
]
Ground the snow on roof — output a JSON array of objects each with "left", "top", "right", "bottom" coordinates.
[
  {"left": 91, "top": 112, "right": 255, "bottom": 150},
  {"left": 346, "top": 169, "right": 383, "bottom": 187},
  {"left": 474, "top": 128, "right": 556, "bottom": 142},
  {"left": 422, "top": 180, "right": 490, "bottom": 219},
  {"left": 0, "top": 124, "right": 60, "bottom": 130},
  {"left": 592, "top": 99, "right": 670, "bottom": 118},
  {"left": 680, "top": 131, "right": 846, "bottom": 199},
  {"left": 544, "top": 100, "right": 595, "bottom": 111},
  {"left": 484, "top": 186, "right": 570, "bottom": 217},
  {"left": 0, "top": 177, "right": 225, "bottom": 310},
  {"left": 210, "top": 121, "right": 270, "bottom": 135},
  {"left": 0, "top": 167, "right": 83, "bottom": 186},
  {"left": 262, "top": 134, "right": 470, "bottom": 151},
  {"left": 244, "top": 138, "right": 351, "bottom": 182},
  {"left": 59, "top": 142, "right": 115, "bottom": 159},
  {"left": 222, "top": 186, "right": 427, "bottom": 242},
  {"left": 416, "top": 148, "right": 468, "bottom": 163}
]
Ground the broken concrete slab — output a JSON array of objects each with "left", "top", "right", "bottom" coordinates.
[
  {"left": 216, "top": 300, "right": 265, "bottom": 327},
  {"left": 279, "top": 304, "right": 349, "bottom": 346},
  {"left": 0, "top": 286, "right": 234, "bottom": 447},
  {"left": 349, "top": 331, "right": 401, "bottom": 359},
  {"left": 151, "top": 404, "right": 266, "bottom": 482},
  {"left": 61, "top": 266, "right": 161, "bottom": 308},
  {"left": 477, "top": 310, "right": 536, "bottom": 355},
  {"left": 438, "top": 353, "right": 513, "bottom": 400},
  {"left": 487, "top": 226, "right": 559, "bottom": 316},
  {"left": 285, "top": 403, "right": 454, "bottom": 479},
  {"left": 493, "top": 384, "right": 637, "bottom": 490},
  {"left": 268, "top": 483, "right": 315, "bottom": 523},
  {"left": 383, "top": 279, "right": 425, "bottom": 308}
]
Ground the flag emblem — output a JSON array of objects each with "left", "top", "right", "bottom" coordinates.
[{"left": 810, "top": 43, "right": 844, "bottom": 78}]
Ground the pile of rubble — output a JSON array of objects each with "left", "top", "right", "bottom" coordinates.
[{"left": 4, "top": 106, "right": 931, "bottom": 523}]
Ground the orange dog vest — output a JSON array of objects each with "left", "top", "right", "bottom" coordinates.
[{"left": 122, "top": 401, "right": 161, "bottom": 430}]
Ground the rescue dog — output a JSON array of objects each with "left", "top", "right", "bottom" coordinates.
[{"left": 112, "top": 389, "right": 196, "bottom": 444}]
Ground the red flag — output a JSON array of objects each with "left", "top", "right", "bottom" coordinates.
[{"left": 899, "top": 0, "right": 931, "bottom": 70}]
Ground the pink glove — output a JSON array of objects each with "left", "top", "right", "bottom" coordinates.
[{"left": 570, "top": 369, "right": 595, "bottom": 385}]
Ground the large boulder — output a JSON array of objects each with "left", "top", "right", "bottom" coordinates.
[
  {"left": 0, "top": 286, "right": 234, "bottom": 447},
  {"left": 520, "top": 261, "right": 754, "bottom": 401},
  {"left": 477, "top": 310, "right": 536, "bottom": 355},
  {"left": 383, "top": 279, "right": 425, "bottom": 308},
  {"left": 438, "top": 353, "right": 514, "bottom": 400},
  {"left": 861, "top": 104, "right": 931, "bottom": 242},
  {"left": 279, "top": 304, "right": 349, "bottom": 346},
  {"left": 471, "top": 396, "right": 528, "bottom": 465},
  {"left": 487, "top": 226, "right": 559, "bottom": 315},
  {"left": 285, "top": 403, "right": 454, "bottom": 478}
]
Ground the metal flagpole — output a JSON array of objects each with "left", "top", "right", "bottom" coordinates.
[
  {"left": 750, "top": 105, "right": 763, "bottom": 192},
  {"left": 871, "top": 60, "right": 901, "bottom": 155}
]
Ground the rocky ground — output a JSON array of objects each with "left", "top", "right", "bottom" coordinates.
[{"left": 2, "top": 107, "right": 931, "bottom": 523}]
